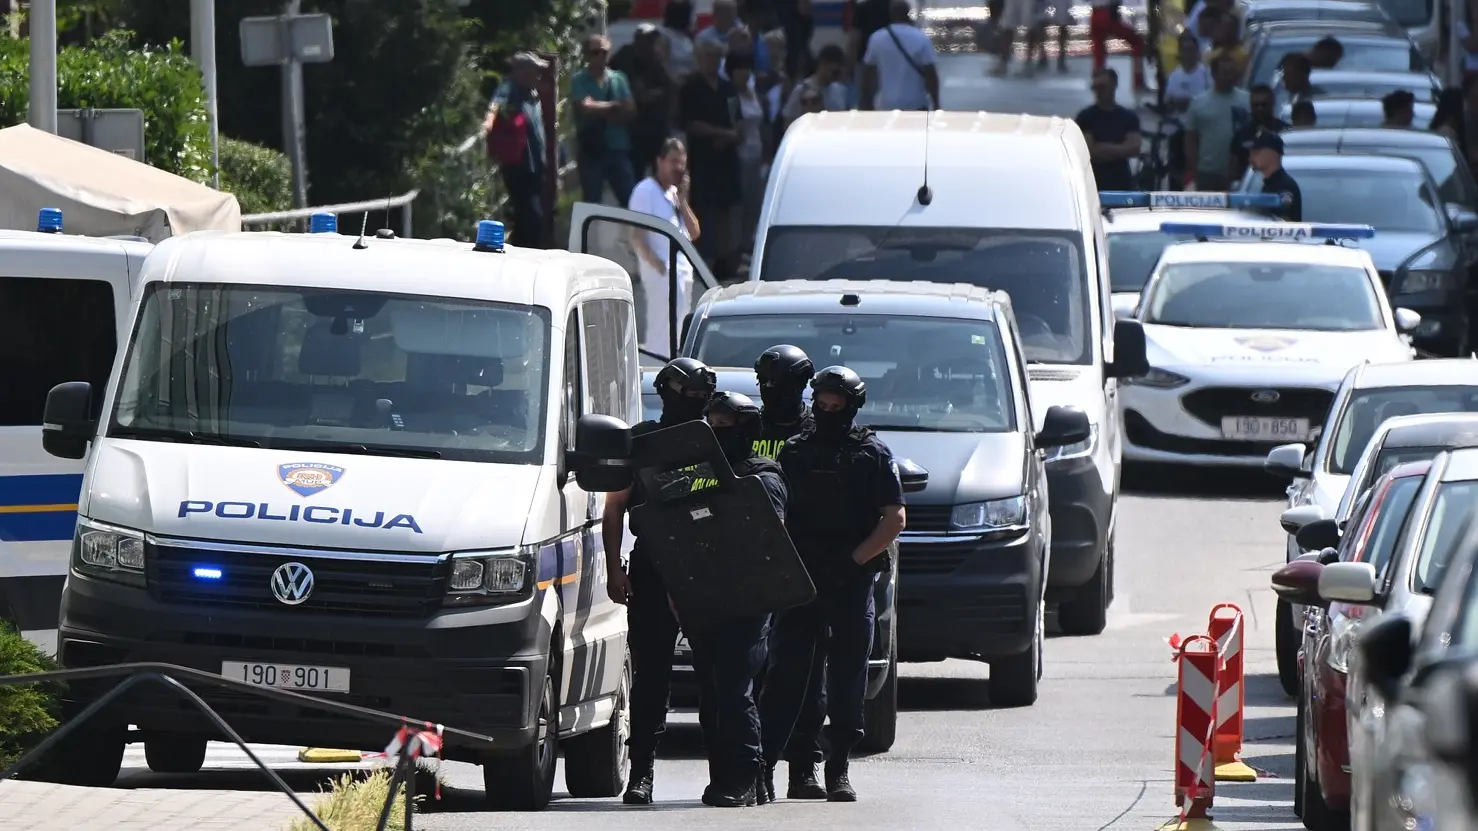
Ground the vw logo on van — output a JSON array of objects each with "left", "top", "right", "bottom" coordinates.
[
  {"left": 270, "top": 562, "right": 315, "bottom": 605},
  {"left": 1250, "top": 390, "right": 1281, "bottom": 405}
]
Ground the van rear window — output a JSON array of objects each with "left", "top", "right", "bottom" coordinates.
[{"left": 0, "top": 276, "right": 116, "bottom": 426}]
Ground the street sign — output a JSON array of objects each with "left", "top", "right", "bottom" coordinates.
[
  {"left": 55, "top": 108, "right": 146, "bottom": 161},
  {"left": 239, "top": 13, "right": 334, "bottom": 67}
]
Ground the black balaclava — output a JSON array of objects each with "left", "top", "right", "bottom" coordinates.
[
  {"left": 760, "top": 381, "right": 806, "bottom": 424},
  {"left": 812, "top": 404, "right": 858, "bottom": 440},
  {"left": 659, "top": 387, "right": 708, "bottom": 423},
  {"left": 712, "top": 422, "right": 760, "bottom": 465}
]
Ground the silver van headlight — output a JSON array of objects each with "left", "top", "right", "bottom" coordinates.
[
  {"left": 74, "top": 518, "right": 147, "bottom": 588},
  {"left": 445, "top": 545, "right": 538, "bottom": 606}
]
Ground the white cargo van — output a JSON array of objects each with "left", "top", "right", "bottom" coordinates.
[
  {"left": 39, "top": 218, "right": 636, "bottom": 810},
  {"left": 0, "top": 211, "right": 151, "bottom": 654},
  {"left": 742, "top": 110, "right": 1149, "bottom": 636}
]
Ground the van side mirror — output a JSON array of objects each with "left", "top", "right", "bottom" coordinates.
[
  {"left": 1394, "top": 307, "right": 1422, "bottom": 334},
  {"left": 1280, "top": 503, "right": 1324, "bottom": 535},
  {"left": 1265, "top": 443, "right": 1310, "bottom": 479},
  {"left": 896, "top": 458, "right": 929, "bottom": 494},
  {"left": 1319, "top": 561, "right": 1379, "bottom": 604},
  {"left": 1357, "top": 614, "right": 1413, "bottom": 702},
  {"left": 1035, "top": 405, "right": 1093, "bottom": 449},
  {"left": 570, "top": 413, "right": 635, "bottom": 493},
  {"left": 1445, "top": 203, "right": 1478, "bottom": 232},
  {"left": 1296, "top": 518, "right": 1341, "bottom": 552},
  {"left": 1270, "top": 558, "right": 1327, "bottom": 607},
  {"left": 680, "top": 312, "right": 694, "bottom": 347},
  {"left": 1107, "top": 319, "right": 1150, "bottom": 379},
  {"left": 42, "top": 381, "right": 94, "bottom": 460}
]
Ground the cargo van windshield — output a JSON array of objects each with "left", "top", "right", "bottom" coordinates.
[
  {"left": 109, "top": 283, "right": 551, "bottom": 463},
  {"left": 759, "top": 226, "right": 1093, "bottom": 365}
]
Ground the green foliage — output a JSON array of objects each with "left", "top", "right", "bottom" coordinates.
[
  {"left": 0, "top": 28, "right": 213, "bottom": 182},
  {"left": 219, "top": 137, "right": 292, "bottom": 216},
  {"left": 0, "top": 626, "right": 62, "bottom": 770}
]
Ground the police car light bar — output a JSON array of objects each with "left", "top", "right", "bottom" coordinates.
[
  {"left": 1099, "top": 191, "right": 1283, "bottom": 210},
  {"left": 1158, "top": 221, "right": 1376, "bottom": 241}
]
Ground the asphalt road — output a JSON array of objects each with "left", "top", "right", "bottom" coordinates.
[{"left": 111, "top": 53, "right": 1299, "bottom": 830}]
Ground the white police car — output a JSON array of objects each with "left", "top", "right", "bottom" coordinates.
[
  {"left": 1101, "top": 191, "right": 1285, "bottom": 318},
  {"left": 1119, "top": 221, "right": 1420, "bottom": 468}
]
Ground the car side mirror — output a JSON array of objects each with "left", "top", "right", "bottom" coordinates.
[
  {"left": 680, "top": 312, "right": 694, "bottom": 347},
  {"left": 1271, "top": 558, "right": 1327, "bottom": 607},
  {"left": 1357, "top": 614, "right": 1414, "bottom": 702},
  {"left": 41, "top": 381, "right": 93, "bottom": 460},
  {"left": 1319, "top": 561, "right": 1379, "bottom": 604},
  {"left": 1265, "top": 443, "right": 1310, "bottom": 479},
  {"left": 1394, "top": 307, "right": 1422, "bottom": 334},
  {"left": 570, "top": 413, "right": 635, "bottom": 493},
  {"left": 1107, "top": 319, "right": 1150, "bottom": 379},
  {"left": 1035, "top": 405, "right": 1093, "bottom": 450},
  {"left": 1296, "top": 518, "right": 1341, "bottom": 551},
  {"left": 897, "top": 458, "right": 929, "bottom": 493},
  {"left": 1111, "top": 293, "right": 1140, "bottom": 321},
  {"left": 1280, "top": 503, "right": 1325, "bottom": 535},
  {"left": 1445, "top": 203, "right": 1478, "bottom": 232}
]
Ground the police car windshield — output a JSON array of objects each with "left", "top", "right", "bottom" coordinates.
[
  {"left": 1144, "top": 262, "right": 1382, "bottom": 331},
  {"left": 1328, "top": 386, "right": 1478, "bottom": 473},
  {"left": 692, "top": 315, "right": 1017, "bottom": 433},
  {"left": 1413, "top": 480, "right": 1478, "bottom": 593},
  {"left": 1285, "top": 167, "right": 1443, "bottom": 233},
  {"left": 109, "top": 283, "right": 551, "bottom": 464},
  {"left": 1107, "top": 231, "right": 1197, "bottom": 292},
  {"left": 759, "top": 226, "right": 1092, "bottom": 364}
]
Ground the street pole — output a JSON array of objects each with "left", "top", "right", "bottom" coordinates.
[
  {"left": 281, "top": 0, "right": 309, "bottom": 209},
  {"left": 27, "top": 0, "right": 58, "bottom": 134},
  {"left": 190, "top": 0, "right": 221, "bottom": 189}
]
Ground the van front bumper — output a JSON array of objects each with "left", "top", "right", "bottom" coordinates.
[
  {"left": 57, "top": 572, "right": 552, "bottom": 762},
  {"left": 895, "top": 527, "right": 1042, "bottom": 662}
]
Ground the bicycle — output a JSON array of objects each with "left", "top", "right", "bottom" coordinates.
[{"left": 1134, "top": 101, "right": 1182, "bottom": 191}]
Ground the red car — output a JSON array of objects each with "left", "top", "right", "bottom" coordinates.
[{"left": 1281, "top": 459, "right": 1429, "bottom": 830}]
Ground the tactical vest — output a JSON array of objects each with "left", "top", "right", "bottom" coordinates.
[
  {"left": 753, "top": 409, "right": 813, "bottom": 461},
  {"left": 783, "top": 426, "right": 886, "bottom": 553}
]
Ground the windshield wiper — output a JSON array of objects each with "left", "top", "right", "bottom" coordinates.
[
  {"left": 111, "top": 426, "right": 261, "bottom": 448},
  {"left": 266, "top": 439, "right": 442, "bottom": 459}
]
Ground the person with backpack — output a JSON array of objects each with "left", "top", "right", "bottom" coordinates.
[
  {"left": 483, "top": 52, "right": 549, "bottom": 248},
  {"left": 859, "top": 0, "right": 939, "bottom": 111}
]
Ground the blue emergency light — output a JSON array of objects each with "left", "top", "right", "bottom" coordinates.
[
  {"left": 309, "top": 212, "right": 337, "bottom": 234},
  {"left": 1099, "top": 191, "right": 1283, "bottom": 210},
  {"left": 37, "top": 207, "right": 63, "bottom": 233},
  {"left": 474, "top": 219, "right": 506, "bottom": 252},
  {"left": 1158, "top": 221, "right": 1376, "bottom": 241},
  {"left": 192, "top": 566, "right": 223, "bottom": 580}
]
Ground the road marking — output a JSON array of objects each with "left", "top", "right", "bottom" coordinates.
[
  {"left": 122, "top": 741, "right": 371, "bottom": 771},
  {"left": 1104, "top": 594, "right": 1182, "bottom": 631}
]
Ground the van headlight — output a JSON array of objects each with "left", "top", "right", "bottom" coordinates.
[
  {"left": 1044, "top": 423, "right": 1099, "bottom": 463},
  {"left": 950, "top": 496, "right": 1028, "bottom": 537},
  {"left": 444, "top": 545, "right": 537, "bottom": 606},
  {"left": 74, "top": 518, "right": 147, "bottom": 588}
]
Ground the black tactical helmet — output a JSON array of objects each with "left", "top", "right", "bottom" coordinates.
[
  {"left": 703, "top": 390, "right": 763, "bottom": 424},
  {"left": 654, "top": 357, "right": 718, "bottom": 396},
  {"left": 810, "top": 366, "right": 867, "bottom": 408},
  {"left": 754, "top": 344, "right": 815, "bottom": 388}
]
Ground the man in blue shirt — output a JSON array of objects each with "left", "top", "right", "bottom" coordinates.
[{"left": 571, "top": 34, "right": 638, "bottom": 208}]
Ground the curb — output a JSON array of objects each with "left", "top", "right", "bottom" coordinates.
[{"left": 297, "top": 747, "right": 363, "bottom": 764}]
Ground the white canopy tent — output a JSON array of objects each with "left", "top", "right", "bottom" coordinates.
[{"left": 0, "top": 124, "right": 240, "bottom": 242}]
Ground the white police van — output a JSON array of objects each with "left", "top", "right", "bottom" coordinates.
[
  {"left": 0, "top": 209, "right": 151, "bottom": 654},
  {"left": 38, "top": 216, "right": 635, "bottom": 809}
]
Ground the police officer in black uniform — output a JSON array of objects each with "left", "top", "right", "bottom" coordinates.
[
  {"left": 1247, "top": 131, "right": 1302, "bottom": 222},
  {"left": 686, "top": 391, "right": 790, "bottom": 807},
  {"left": 761, "top": 366, "right": 906, "bottom": 803},
  {"left": 603, "top": 357, "right": 717, "bottom": 805},
  {"left": 751, "top": 345, "right": 829, "bottom": 801}
]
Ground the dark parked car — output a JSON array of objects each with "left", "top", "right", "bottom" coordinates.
[
  {"left": 1280, "top": 98, "right": 1435, "bottom": 129},
  {"left": 1246, "top": 23, "right": 1422, "bottom": 87},
  {"left": 1241, "top": 0, "right": 1396, "bottom": 33},
  {"left": 1281, "top": 128, "right": 1478, "bottom": 215},
  {"left": 1304, "top": 68, "right": 1442, "bottom": 103}
]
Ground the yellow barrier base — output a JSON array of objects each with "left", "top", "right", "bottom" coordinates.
[
  {"left": 298, "top": 747, "right": 362, "bottom": 764},
  {"left": 1214, "top": 761, "right": 1258, "bottom": 782},
  {"left": 1156, "top": 819, "right": 1222, "bottom": 831}
]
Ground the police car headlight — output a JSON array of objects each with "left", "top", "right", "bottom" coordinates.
[
  {"left": 445, "top": 546, "right": 536, "bottom": 605},
  {"left": 1123, "top": 367, "right": 1191, "bottom": 389},
  {"left": 1397, "top": 270, "right": 1457, "bottom": 295},
  {"left": 74, "top": 518, "right": 147, "bottom": 588},
  {"left": 1043, "top": 423, "right": 1099, "bottom": 464},
  {"left": 950, "top": 497, "right": 1027, "bottom": 534}
]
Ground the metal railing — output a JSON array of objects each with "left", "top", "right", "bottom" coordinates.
[{"left": 242, "top": 190, "right": 420, "bottom": 237}]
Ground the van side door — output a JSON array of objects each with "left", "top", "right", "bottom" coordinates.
[{"left": 556, "top": 308, "right": 589, "bottom": 712}]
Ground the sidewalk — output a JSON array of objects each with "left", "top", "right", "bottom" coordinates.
[{"left": 0, "top": 780, "right": 306, "bottom": 830}]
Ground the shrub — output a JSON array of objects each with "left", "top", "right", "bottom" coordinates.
[
  {"left": 0, "top": 28, "right": 213, "bottom": 182},
  {"left": 286, "top": 769, "right": 418, "bottom": 831},
  {"left": 219, "top": 137, "right": 293, "bottom": 216},
  {"left": 0, "top": 626, "right": 62, "bottom": 771}
]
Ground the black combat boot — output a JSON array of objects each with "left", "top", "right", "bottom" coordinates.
[
  {"left": 787, "top": 761, "right": 828, "bottom": 800},
  {"left": 703, "top": 776, "right": 758, "bottom": 808},
  {"left": 825, "top": 759, "right": 857, "bottom": 803},
  {"left": 757, "top": 765, "right": 776, "bottom": 805},
  {"left": 623, "top": 756, "right": 655, "bottom": 805}
]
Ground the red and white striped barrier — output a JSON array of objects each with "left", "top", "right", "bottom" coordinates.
[
  {"left": 1208, "top": 604, "right": 1256, "bottom": 783},
  {"left": 1172, "top": 634, "right": 1219, "bottom": 826}
]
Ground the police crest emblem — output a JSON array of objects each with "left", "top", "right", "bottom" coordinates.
[{"left": 279, "top": 462, "right": 345, "bottom": 497}]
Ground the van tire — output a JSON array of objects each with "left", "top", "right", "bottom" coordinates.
[
  {"left": 989, "top": 605, "right": 1042, "bottom": 708},
  {"left": 563, "top": 651, "right": 630, "bottom": 798},
  {"left": 1058, "top": 544, "right": 1110, "bottom": 636},
  {"left": 144, "top": 735, "right": 208, "bottom": 774},
  {"left": 483, "top": 668, "right": 558, "bottom": 811},
  {"left": 859, "top": 648, "right": 898, "bottom": 753}
]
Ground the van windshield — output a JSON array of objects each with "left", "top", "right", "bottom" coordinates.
[
  {"left": 759, "top": 226, "right": 1093, "bottom": 365},
  {"left": 110, "top": 283, "right": 551, "bottom": 463}
]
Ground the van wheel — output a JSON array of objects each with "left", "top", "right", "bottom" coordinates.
[
  {"left": 145, "top": 734, "right": 208, "bottom": 774},
  {"left": 30, "top": 722, "right": 126, "bottom": 787},
  {"left": 484, "top": 668, "right": 558, "bottom": 811},
  {"left": 1277, "top": 599, "right": 1301, "bottom": 698},
  {"left": 563, "top": 651, "right": 630, "bottom": 798},
  {"left": 1058, "top": 546, "right": 1110, "bottom": 636},
  {"left": 989, "top": 603, "right": 1042, "bottom": 708},
  {"left": 858, "top": 648, "right": 898, "bottom": 753}
]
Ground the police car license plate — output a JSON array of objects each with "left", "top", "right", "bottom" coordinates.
[
  {"left": 1221, "top": 416, "right": 1308, "bottom": 441},
  {"left": 222, "top": 661, "right": 349, "bottom": 693}
]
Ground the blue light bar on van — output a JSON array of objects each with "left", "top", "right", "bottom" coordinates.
[
  {"left": 309, "top": 212, "right": 337, "bottom": 234},
  {"left": 37, "top": 207, "right": 63, "bottom": 233},
  {"left": 1158, "top": 221, "right": 1376, "bottom": 241},
  {"left": 1099, "top": 191, "right": 1283, "bottom": 210},
  {"left": 192, "top": 566, "right": 223, "bottom": 580}
]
